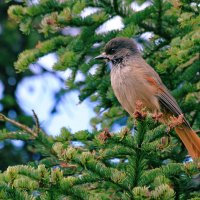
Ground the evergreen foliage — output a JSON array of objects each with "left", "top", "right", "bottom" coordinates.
[
  {"left": 0, "top": 1, "right": 40, "bottom": 170},
  {"left": 7, "top": 0, "right": 200, "bottom": 130},
  {"left": 0, "top": 0, "right": 200, "bottom": 199},
  {"left": 0, "top": 112, "right": 199, "bottom": 199}
]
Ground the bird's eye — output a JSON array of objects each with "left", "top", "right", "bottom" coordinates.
[{"left": 110, "top": 48, "right": 116, "bottom": 53}]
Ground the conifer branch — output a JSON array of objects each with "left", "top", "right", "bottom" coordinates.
[
  {"left": 140, "top": 22, "right": 172, "bottom": 40},
  {"left": 15, "top": 36, "right": 72, "bottom": 72},
  {"left": 1, "top": 1, "right": 199, "bottom": 199},
  {"left": 156, "top": 0, "right": 163, "bottom": 33},
  {"left": 0, "top": 129, "right": 33, "bottom": 140},
  {"left": 0, "top": 113, "right": 37, "bottom": 137},
  {"left": 32, "top": 110, "right": 40, "bottom": 135}
]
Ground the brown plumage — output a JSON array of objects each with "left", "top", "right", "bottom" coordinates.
[{"left": 95, "top": 37, "right": 200, "bottom": 158}]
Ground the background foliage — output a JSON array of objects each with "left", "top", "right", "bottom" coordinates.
[
  {"left": 0, "top": 1, "right": 38, "bottom": 170},
  {"left": 0, "top": 0, "right": 200, "bottom": 199}
]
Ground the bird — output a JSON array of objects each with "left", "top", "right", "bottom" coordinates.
[{"left": 95, "top": 37, "right": 200, "bottom": 159}]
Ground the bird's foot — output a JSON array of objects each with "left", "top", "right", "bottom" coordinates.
[
  {"left": 152, "top": 112, "right": 163, "bottom": 122},
  {"left": 133, "top": 100, "right": 147, "bottom": 120},
  {"left": 134, "top": 110, "right": 147, "bottom": 120},
  {"left": 168, "top": 114, "right": 184, "bottom": 129}
]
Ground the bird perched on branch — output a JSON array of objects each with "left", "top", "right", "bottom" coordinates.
[{"left": 95, "top": 37, "right": 200, "bottom": 158}]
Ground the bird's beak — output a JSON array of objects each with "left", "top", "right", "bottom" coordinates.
[{"left": 94, "top": 52, "right": 108, "bottom": 60}]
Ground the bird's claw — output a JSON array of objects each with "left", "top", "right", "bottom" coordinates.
[
  {"left": 152, "top": 112, "right": 163, "bottom": 122},
  {"left": 168, "top": 114, "right": 184, "bottom": 129}
]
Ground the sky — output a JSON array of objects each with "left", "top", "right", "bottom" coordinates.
[{"left": 5, "top": 1, "right": 152, "bottom": 136}]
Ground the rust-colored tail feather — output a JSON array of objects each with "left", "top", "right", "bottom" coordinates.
[{"left": 175, "top": 126, "right": 200, "bottom": 158}]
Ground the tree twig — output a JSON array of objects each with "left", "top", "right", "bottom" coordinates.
[
  {"left": 32, "top": 109, "right": 40, "bottom": 135},
  {"left": 0, "top": 113, "right": 37, "bottom": 137}
]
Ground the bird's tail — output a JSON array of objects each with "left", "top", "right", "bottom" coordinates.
[{"left": 175, "top": 126, "right": 200, "bottom": 158}]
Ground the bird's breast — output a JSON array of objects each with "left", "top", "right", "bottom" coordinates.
[{"left": 111, "top": 66, "right": 160, "bottom": 115}]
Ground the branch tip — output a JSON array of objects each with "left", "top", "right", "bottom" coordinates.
[{"left": 32, "top": 109, "right": 40, "bottom": 134}]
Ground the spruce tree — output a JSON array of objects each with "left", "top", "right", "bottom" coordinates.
[{"left": 0, "top": 0, "right": 199, "bottom": 199}]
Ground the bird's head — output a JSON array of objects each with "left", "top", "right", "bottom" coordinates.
[{"left": 95, "top": 37, "right": 139, "bottom": 63}]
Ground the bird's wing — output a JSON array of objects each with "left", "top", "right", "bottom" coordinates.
[
  {"left": 145, "top": 74, "right": 190, "bottom": 126},
  {"left": 145, "top": 75, "right": 182, "bottom": 116},
  {"left": 156, "top": 87, "right": 183, "bottom": 116}
]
